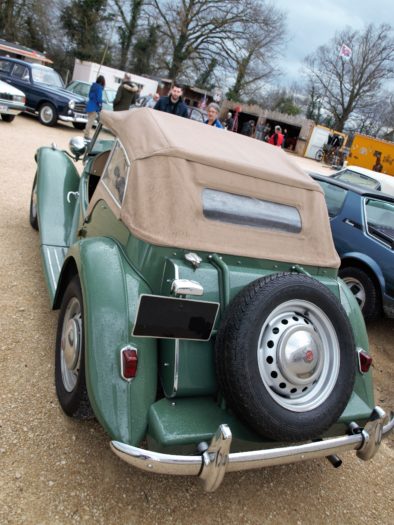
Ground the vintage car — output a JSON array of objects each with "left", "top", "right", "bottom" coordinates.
[
  {"left": 30, "top": 108, "right": 393, "bottom": 491},
  {"left": 0, "top": 79, "right": 25, "bottom": 122},
  {"left": 0, "top": 57, "right": 87, "bottom": 127},
  {"left": 313, "top": 174, "right": 394, "bottom": 321},
  {"left": 330, "top": 165, "right": 394, "bottom": 197},
  {"left": 66, "top": 80, "right": 117, "bottom": 111}
]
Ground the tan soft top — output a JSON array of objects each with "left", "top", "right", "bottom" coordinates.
[{"left": 92, "top": 108, "right": 339, "bottom": 268}]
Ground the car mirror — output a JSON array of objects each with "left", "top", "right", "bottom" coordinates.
[{"left": 69, "top": 136, "right": 87, "bottom": 160}]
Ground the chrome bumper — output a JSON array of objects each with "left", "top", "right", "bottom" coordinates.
[
  {"left": 59, "top": 115, "right": 87, "bottom": 123},
  {"left": 110, "top": 407, "right": 394, "bottom": 492}
]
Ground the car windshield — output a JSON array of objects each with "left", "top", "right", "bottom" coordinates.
[
  {"left": 105, "top": 89, "right": 117, "bottom": 103},
  {"left": 85, "top": 124, "right": 115, "bottom": 158},
  {"left": 31, "top": 65, "right": 64, "bottom": 88},
  {"left": 333, "top": 170, "right": 380, "bottom": 190},
  {"left": 365, "top": 198, "right": 394, "bottom": 247},
  {"left": 316, "top": 180, "right": 348, "bottom": 218}
]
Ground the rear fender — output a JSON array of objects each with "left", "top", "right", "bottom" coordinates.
[
  {"left": 35, "top": 147, "right": 80, "bottom": 246},
  {"left": 338, "top": 278, "right": 374, "bottom": 413},
  {"left": 64, "top": 238, "right": 157, "bottom": 445}
]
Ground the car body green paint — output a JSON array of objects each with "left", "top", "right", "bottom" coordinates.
[{"left": 33, "top": 132, "right": 377, "bottom": 454}]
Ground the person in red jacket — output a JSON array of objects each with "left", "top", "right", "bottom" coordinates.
[{"left": 268, "top": 125, "right": 284, "bottom": 147}]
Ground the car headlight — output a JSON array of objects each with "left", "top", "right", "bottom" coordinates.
[
  {"left": 68, "top": 100, "right": 75, "bottom": 110},
  {"left": 14, "top": 95, "right": 25, "bottom": 103}
]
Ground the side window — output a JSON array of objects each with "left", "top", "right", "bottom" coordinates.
[
  {"left": 101, "top": 140, "right": 130, "bottom": 206},
  {"left": 365, "top": 198, "right": 394, "bottom": 247},
  {"left": 11, "top": 64, "right": 29, "bottom": 81},
  {"left": 0, "top": 60, "right": 13, "bottom": 74}
]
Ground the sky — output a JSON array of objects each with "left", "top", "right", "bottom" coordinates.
[{"left": 279, "top": 0, "right": 394, "bottom": 85}]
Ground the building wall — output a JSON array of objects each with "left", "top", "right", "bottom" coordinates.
[{"left": 72, "top": 60, "right": 158, "bottom": 96}]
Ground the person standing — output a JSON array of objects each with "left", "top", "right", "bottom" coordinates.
[
  {"left": 146, "top": 93, "right": 160, "bottom": 108},
  {"left": 255, "top": 120, "right": 264, "bottom": 140},
  {"left": 154, "top": 82, "right": 189, "bottom": 118},
  {"left": 225, "top": 111, "right": 234, "bottom": 131},
  {"left": 84, "top": 75, "right": 105, "bottom": 140},
  {"left": 113, "top": 73, "right": 139, "bottom": 111},
  {"left": 205, "top": 103, "right": 223, "bottom": 128},
  {"left": 268, "top": 125, "right": 284, "bottom": 147}
]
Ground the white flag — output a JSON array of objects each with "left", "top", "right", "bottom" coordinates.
[{"left": 339, "top": 43, "right": 352, "bottom": 60}]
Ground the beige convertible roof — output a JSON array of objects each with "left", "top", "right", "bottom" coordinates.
[{"left": 93, "top": 108, "right": 339, "bottom": 268}]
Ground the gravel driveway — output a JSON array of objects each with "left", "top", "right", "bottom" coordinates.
[{"left": 0, "top": 115, "right": 393, "bottom": 525}]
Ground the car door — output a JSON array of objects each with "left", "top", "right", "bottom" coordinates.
[
  {"left": 0, "top": 58, "right": 14, "bottom": 84},
  {"left": 8, "top": 63, "right": 34, "bottom": 110}
]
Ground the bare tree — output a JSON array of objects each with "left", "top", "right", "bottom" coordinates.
[
  {"left": 304, "top": 24, "right": 394, "bottom": 132},
  {"left": 225, "top": 2, "right": 286, "bottom": 101},
  {"left": 148, "top": 0, "right": 255, "bottom": 81},
  {"left": 111, "top": 0, "right": 145, "bottom": 70}
]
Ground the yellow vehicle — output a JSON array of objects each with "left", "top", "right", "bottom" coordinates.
[{"left": 347, "top": 134, "right": 394, "bottom": 177}]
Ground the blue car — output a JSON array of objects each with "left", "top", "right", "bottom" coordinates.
[
  {"left": 312, "top": 174, "right": 394, "bottom": 321},
  {"left": 0, "top": 57, "right": 87, "bottom": 127}
]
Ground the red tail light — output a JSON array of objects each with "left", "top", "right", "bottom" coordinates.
[
  {"left": 121, "top": 346, "right": 138, "bottom": 380},
  {"left": 358, "top": 350, "right": 373, "bottom": 374}
]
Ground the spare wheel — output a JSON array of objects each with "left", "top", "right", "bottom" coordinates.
[{"left": 215, "top": 273, "right": 356, "bottom": 442}]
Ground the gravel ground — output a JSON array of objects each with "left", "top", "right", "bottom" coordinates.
[{"left": 0, "top": 114, "right": 393, "bottom": 525}]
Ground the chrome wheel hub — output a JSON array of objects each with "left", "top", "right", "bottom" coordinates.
[
  {"left": 41, "top": 106, "right": 54, "bottom": 124},
  {"left": 342, "top": 277, "right": 365, "bottom": 308},
  {"left": 257, "top": 300, "right": 340, "bottom": 412},
  {"left": 60, "top": 297, "right": 82, "bottom": 392}
]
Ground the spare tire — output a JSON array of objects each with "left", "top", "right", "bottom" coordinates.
[{"left": 215, "top": 272, "right": 356, "bottom": 442}]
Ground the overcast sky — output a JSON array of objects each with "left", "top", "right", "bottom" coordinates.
[{"left": 279, "top": 0, "right": 394, "bottom": 85}]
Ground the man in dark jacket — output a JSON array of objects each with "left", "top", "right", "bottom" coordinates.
[
  {"left": 113, "top": 73, "right": 139, "bottom": 111},
  {"left": 154, "top": 82, "right": 189, "bottom": 118}
]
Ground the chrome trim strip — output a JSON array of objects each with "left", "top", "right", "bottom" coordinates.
[
  {"left": 46, "top": 247, "right": 57, "bottom": 289},
  {"left": 173, "top": 339, "right": 179, "bottom": 396},
  {"left": 110, "top": 407, "right": 393, "bottom": 492}
]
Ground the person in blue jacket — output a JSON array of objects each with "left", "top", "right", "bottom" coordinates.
[
  {"left": 84, "top": 75, "right": 105, "bottom": 140},
  {"left": 154, "top": 81, "right": 189, "bottom": 118},
  {"left": 205, "top": 103, "right": 223, "bottom": 128}
]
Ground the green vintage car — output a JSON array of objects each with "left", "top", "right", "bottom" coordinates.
[{"left": 30, "top": 108, "right": 393, "bottom": 491}]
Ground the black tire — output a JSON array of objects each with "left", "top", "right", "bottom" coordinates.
[
  {"left": 339, "top": 266, "right": 381, "bottom": 321},
  {"left": 215, "top": 273, "right": 356, "bottom": 442},
  {"left": 55, "top": 276, "right": 94, "bottom": 419},
  {"left": 1, "top": 114, "right": 15, "bottom": 122},
  {"left": 29, "top": 174, "right": 39, "bottom": 231},
  {"left": 73, "top": 122, "right": 86, "bottom": 130},
  {"left": 38, "top": 102, "right": 58, "bottom": 126}
]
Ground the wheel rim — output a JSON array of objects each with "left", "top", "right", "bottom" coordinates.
[
  {"left": 60, "top": 297, "right": 82, "bottom": 392},
  {"left": 257, "top": 300, "right": 340, "bottom": 412},
  {"left": 40, "top": 105, "right": 54, "bottom": 124},
  {"left": 342, "top": 276, "right": 366, "bottom": 309}
]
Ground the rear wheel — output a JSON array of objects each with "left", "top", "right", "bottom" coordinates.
[
  {"left": 1, "top": 114, "right": 15, "bottom": 122},
  {"left": 339, "top": 266, "right": 381, "bottom": 321},
  {"left": 55, "top": 276, "right": 94, "bottom": 419},
  {"left": 215, "top": 273, "right": 356, "bottom": 442},
  {"left": 38, "top": 102, "right": 57, "bottom": 126}
]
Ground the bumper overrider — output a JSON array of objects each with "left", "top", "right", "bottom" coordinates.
[{"left": 110, "top": 406, "right": 394, "bottom": 492}]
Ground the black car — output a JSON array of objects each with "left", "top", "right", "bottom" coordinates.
[
  {"left": 134, "top": 95, "right": 207, "bottom": 122},
  {"left": 0, "top": 57, "right": 87, "bottom": 127}
]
